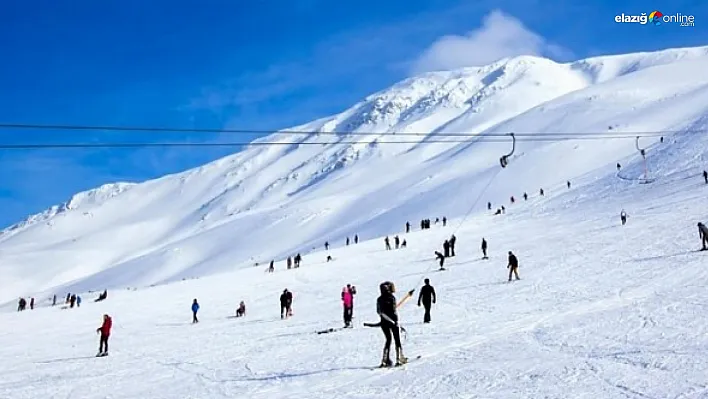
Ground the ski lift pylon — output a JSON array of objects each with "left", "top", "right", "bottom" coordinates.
[{"left": 499, "top": 133, "right": 516, "bottom": 168}]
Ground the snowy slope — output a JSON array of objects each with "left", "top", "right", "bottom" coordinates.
[
  {"left": 1, "top": 134, "right": 707, "bottom": 398},
  {"left": 2, "top": 45, "right": 708, "bottom": 308}
]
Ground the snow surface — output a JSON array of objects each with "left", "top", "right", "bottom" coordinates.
[{"left": 1, "top": 45, "right": 708, "bottom": 397}]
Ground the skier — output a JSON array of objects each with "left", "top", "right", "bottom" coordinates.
[
  {"left": 420, "top": 220, "right": 425, "bottom": 230},
  {"left": 442, "top": 217, "right": 447, "bottom": 227},
  {"left": 406, "top": 222, "right": 411, "bottom": 233},
  {"left": 192, "top": 299, "right": 200, "bottom": 323},
  {"left": 346, "top": 237, "right": 350, "bottom": 246},
  {"left": 394, "top": 235, "right": 400, "bottom": 249},
  {"left": 287, "top": 256, "right": 292, "bottom": 269},
  {"left": 481, "top": 238, "right": 488, "bottom": 259},
  {"left": 539, "top": 188, "right": 544, "bottom": 196},
  {"left": 268, "top": 260, "right": 275, "bottom": 273},
  {"left": 342, "top": 286, "right": 354, "bottom": 328},
  {"left": 494, "top": 209, "right": 502, "bottom": 215},
  {"left": 401, "top": 239, "right": 407, "bottom": 248},
  {"left": 52, "top": 295, "right": 57, "bottom": 307},
  {"left": 449, "top": 235, "right": 457, "bottom": 257},
  {"left": 617, "top": 163, "right": 621, "bottom": 171},
  {"left": 488, "top": 202, "right": 492, "bottom": 210},
  {"left": 327, "top": 255, "right": 333, "bottom": 262},
  {"left": 70, "top": 294, "right": 76, "bottom": 308},
  {"left": 295, "top": 253, "right": 302, "bottom": 268},
  {"left": 17, "top": 297, "right": 26, "bottom": 312},
  {"left": 385, "top": 237, "right": 391, "bottom": 250},
  {"left": 95, "top": 290, "right": 107, "bottom": 302},
  {"left": 704, "top": 170, "right": 707, "bottom": 184},
  {"left": 417, "top": 278, "right": 436, "bottom": 323},
  {"left": 435, "top": 217, "right": 440, "bottom": 225},
  {"left": 376, "top": 281, "right": 407, "bottom": 367},
  {"left": 698, "top": 222, "right": 708, "bottom": 250},
  {"left": 347, "top": 284, "right": 357, "bottom": 318},
  {"left": 96, "top": 314, "right": 112, "bottom": 357},
  {"left": 325, "top": 242, "right": 329, "bottom": 251},
  {"left": 501, "top": 205, "right": 506, "bottom": 214},
  {"left": 236, "top": 301, "right": 246, "bottom": 317},
  {"left": 523, "top": 192, "right": 528, "bottom": 201},
  {"left": 435, "top": 251, "right": 445, "bottom": 270},
  {"left": 354, "top": 235, "right": 359, "bottom": 244},
  {"left": 30, "top": 297, "right": 34, "bottom": 310},
  {"left": 280, "top": 289, "right": 293, "bottom": 319},
  {"left": 507, "top": 251, "right": 520, "bottom": 282},
  {"left": 443, "top": 240, "right": 450, "bottom": 258},
  {"left": 510, "top": 196, "right": 515, "bottom": 204},
  {"left": 620, "top": 210, "right": 628, "bottom": 226},
  {"left": 76, "top": 296, "right": 81, "bottom": 308},
  {"left": 567, "top": 181, "right": 571, "bottom": 189},
  {"left": 66, "top": 293, "right": 71, "bottom": 304}
]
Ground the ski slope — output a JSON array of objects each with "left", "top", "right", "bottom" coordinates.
[{"left": 1, "top": 151, "right": 707, "bottom": 398}]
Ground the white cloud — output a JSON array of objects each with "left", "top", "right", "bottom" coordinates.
[{"left": 411, "top": 10, "right": 572, "bottom": 74}]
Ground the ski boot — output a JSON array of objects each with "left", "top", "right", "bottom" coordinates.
[
  {"left": 395, "top": 347, "right": 408, "bottom": 366},
  {"left": 379, "top": 347, "right": 393, "bottom": 368}
]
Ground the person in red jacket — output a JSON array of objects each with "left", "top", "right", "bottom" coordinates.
[{"left": 96, "top": 314, "right": 112, "bottom": 357}]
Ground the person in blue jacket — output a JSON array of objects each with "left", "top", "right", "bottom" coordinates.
[{"left": 192, "top": 299, "right": 200, "bottom": 323}]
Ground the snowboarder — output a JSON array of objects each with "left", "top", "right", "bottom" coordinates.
[
  {"left": 698, "top": 222, "right": 708, "bottom": 250},
  {"left": 325, "top": 242, "right": 329, "bottom": 251},
  {"left": 703, "top": 170, "right": 707, "bottom": 184},
  {"left": 442, "top": 217, "right": 447, "bottom": 227},
  {"left": 192, "top": 299, "right": 200, "bottom": 323},
  {"left": 287, "top": 256, "right": 292, "bottom": 269},
  {"left": 376, "top": 281, "right": 407, "bottom": 367},
  {"left": 236, "top": 301, "right": 246, "bottom": 317},
  {"left": 52, "top": 295, "right": 57, "bottom": 307},
  {"left": 481, "top": 238, "right": 488, "bottom": 259},
  {"left": 96, "top": 314, "right": 112, "bottom": 357},
  {"left": 567, "top": 181, "right": 571, "bottom": 189},
  {"left": 417, "top": 278, "right": 436, "bottom": 323},
  {"left": 449, "top": 235, "right": 456, "bottom": 257},
  {"left": 443, "top": 240, "right": 450, "bottom": 258},
  {"left": 342, "top": 286, "right": 354, "bottom": 327},
  {"left": 507, "top": 251, "right": 520, "bottom": 282},
  {"left": 394, "top": 235, "right": 400, "bottom": 249},
  {"left": 435, "top": 251, "right": 445, "bottom": 270},
  {"left": 30, "top": 297, "right": 34, "bottom": 310},
  {"left": 280, "top": 289, "right": 293, "bottom": 319},
  {"left": 620, "top": 210, "right": 628, "bottom": 226},
  {"left": 346, "top": 237, "right": 350, "bottom": 246},
  {"left": 406, "top": 222, "right": 411, "bottom": 233},
  {"left": 385, "top": 237, "right": 391, "bottom": 250},
  {"left": 354, "top": 235, "right": 359, "bottom": 244},
  {"left": 523, "top": 192, "right": 528, "bottom": 201}
]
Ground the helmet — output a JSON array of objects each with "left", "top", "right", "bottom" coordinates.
[{"left": 379, "top": 281, "right": 395, "bottom": 294}]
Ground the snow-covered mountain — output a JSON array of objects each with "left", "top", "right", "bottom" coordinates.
[{"left": 2, "top": 45, "right": 708, "bottom": 306}]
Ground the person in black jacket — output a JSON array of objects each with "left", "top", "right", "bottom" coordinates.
[
  {"left": 435, "top": 251, "right": 445, "bottom": 270},
  {"left": 418, "top": 279, "right": 436, "bottom": 323},
  {"left": 443, "top": 240, "right": 450, "bottom": 258},
  {"left": 703, "top": 170, "right": 707, "bottom": 184},
  {"left": 481, "top": 238, "right": 488, "bottom": 259},
  {"left": 507, "top": 251, "right": 520, "bottom": 282},
  {"left": 449, "top": 235, "right": 456, "bottom": 257},
  {"left": 376, "top": 281, "right": 407, "bottom": 367},
  {"left": 698, "top": 222, "right": 708, "bottom": 250},
  {"left": 280, "top": 289, "right": 293, "bottom": 319}
]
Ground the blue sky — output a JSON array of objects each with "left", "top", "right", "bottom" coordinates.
[{"left": 0, "top": 0, "right": 706, "bottom": 228}]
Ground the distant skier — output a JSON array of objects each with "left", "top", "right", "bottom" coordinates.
[
  {"left": 95, "top": 290, "right": 107, "bottom": 302},
  {"left": 420, "top": 220, "right": 425, "bottom": 230},
  {"left": 417, "top": 278, "right": 436, "bottom": 324},
  {"left": 96, "top": 314, "right": 112, "bottom": 357},
  {"left": 510, "top": 196, "right": 515, "bottom": 204},
  {"left": 443, "top": 240, "right": 450, "bottom": 258},
  {"left": 354, "top": 235, "right": 359, "bottom": 244},
  {"left": 325, "top": 242, "right": 329, "bottom": 251},
  {"left": 295, "top": 253, "right": 302, "bottom": 268},
  {"left": 342, "top": 286, "right": 354, "bottom": 328},
  {"left": 347, "top": 284, "right": 357, "bottom": 318},
  {"left": 620, "top": 210, "right": 628, "bottom": 226},
  {"left": 66, "top": 293, "right": 71, "bottom": 304},
  {"left": 704, "top": 170, "right": 707, "bottom": 184},
  {"left": 488, "top": 202, "right": 492, "bottom": 210},
  {"left": 280, "top": 289, "right": 293, "bottom": 319},
  {"left": 449, "top": 235, "right": 456, "bottom": 257},
  {"left": 268, "top": 260, "right": 275, "bottom": 273},
  {"left": 76, "top": 296, "right": 82, "bottom": 308},
  {"left": 30, "top": 297, "right": 35, "bottom": 310},
  {"left": 435, "top": 217, "right": 440, "bottom": 225},
  {"left": 481, "top": 238, "right": 488, "bottom": 259},
  {"left": 192, "top": 299, "right": 200, "bottom": 323},
  {"left": 539, "top": 188, "right": 544, "bottom": 196},
  {"left": 501, "top": 205, "right": 506, "bottom": 214},
  {"left": 327, "top": 255, "right": 333, "bottom": 262},
  {"left": 507, "top": 251, "right": 520, "bottom": 282},
  {"left": 523, "top": 192, "right": 528, "bottom": 201},
  {"left": 435, "top": 251, "right": 445, "bottom": 270},
  {"left": 406, "top": 222, "right": 411, "bottom": 233},
  {"left": 17, "top": 297, "right": 26, "bottom": 312},
  {"left": 401, "top": 239, "right": 407, "bottom": 248},
  {"left": 52, "top": 295, "right": 57, "bottom": 307},
  {"left": 287, "top": 256, "right": 292, "bottom": 269},
  {"left": 494, "top": 209, "right": 502, "bottom": 215},
  {"left": 385, "top": 237, "right": 391, "bottom": 250},
  {"left": 442, "top": 217, "right": 447, "bottom": 227},
  {"left": 567, "top": 181, "right": 571, "bottom": 189},
  {"left": 617, "top": 163, "right": 621, "bottom": 171},
  {"left": 698, "top": 222, "right": 708, "bottom": 250},
  {"left": 346, "top": 237, "right": 350, "bottom": 246},
  {"left": 70, "top": 294, "right": 76, "bottom": 308},
  {"left": 236, "top": 301, "right": 246, "bottom": 317},
  {"left": 394, "top": 235, "right": 400, "bottom": 249},
  {"left": 375, "top": 281, "right": 407, "bottom": 367}
]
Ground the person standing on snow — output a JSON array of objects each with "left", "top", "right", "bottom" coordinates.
[
  {"left": 567, "top": 181, "right": 571, "bottom": 189},
  {"left": 96, "top": 314, "right": 112, "bottom": 357},
  {"left": 449, "top": 235, "right": 457, "bottom": 257},
  {"left": 287, "top": 256, "right": 292, "bottom": 269},
  {"left": 395, "top": 235, "right": 400, "bottom": 249},
  {"left": 191, "top": 299, "right": 200, "bottom": 323},
  {"left": 17, "top": 298, "right": 26, "bottom": 312},
  {"left": 354, "top": 235, "right": 359, "bottom": 244},
  {"left": 703, "top": 170, "right": 707, "bottom": 184},
  {"left": 236, "top": 301, "right": 246, "bottom": 317},
  {"left": 507, "top": 251, "right": 520, "bottom": 282},
  {"left": 346, "top": 237, "right": 350, "bottom": 246},
  {"left": 481, "top": 238, "right": 488, "bottom": 259},
  {"left": 406, "top": 222, "right": 411, "bottom": 233},
  {"left": 443, "top": 240, "right": 450, "bottom": 258},
  {"left": 70, "top": 294, "right": 76, "bottom": 308},
  {"left": 442, "top": 217, "right": 447, "bottom": 227},
  {"left": 417, "top": 279, "right": 436, "bottom": 324},
  {"left": 435, "top": 251, "right": 445, "bottom": 270},
  {"left": 325, "top": 242, "right": 329, "bottom": 251},
  {"left": 342, "top": 286, "right": 354, "bottom": 328},
  {"left": 488, "top": 202, "right": 492, "bottom": 210},
  {"left": 698, "top": 222, "right": 708, "bottom": 251},
  {"left": 376, "top": 281, "right": 407, "bottom": 367},
  {"left": 76, "top": 296, "right": 82, "bottom": 308},
  {"left": 617, "top": 163, "right": 621, "bottom": 171},
  {"left": 346, "top": 284, "right": 357, "bottom": 318},
  {"left": 539, "top": 188, "right": 545, "bottom": 196},
  {"left": 52, "top": 295, "right": 57, "bottom": 306},
  {"left": 621, "top": 210, "right": 628, "bottom": 226},
  {"left": 30, "top": 297, "right": 35, "bottom": 310},
  {"left": 385, "top": 236, "right": 391, "bottom": 250},
  {"left": 280, "top": 289, "right": 293, "bottom": 319}
]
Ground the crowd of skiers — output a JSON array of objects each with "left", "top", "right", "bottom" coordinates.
[{"left": 17, "top": 290, "right": 107, "bottom": 312}]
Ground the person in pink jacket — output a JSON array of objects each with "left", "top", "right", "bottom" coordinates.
[{"left": 341, "top": 286, "right": 354, "bottom": 328}]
